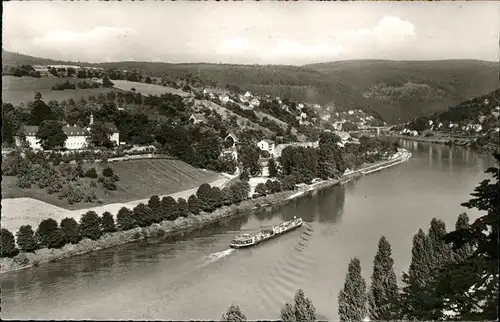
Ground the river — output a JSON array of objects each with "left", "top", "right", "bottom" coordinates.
[{"left": 1, "top": 141, "right": 496, "bottom": 321}]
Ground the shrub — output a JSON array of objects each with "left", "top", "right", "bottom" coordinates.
[
  {"left": 79, "top": 211, "right": 102, "bottom": 240},
  {"left": 177, "top": 198, "right": 189, "bottom": 217},
  {"left": 255, "top": 183, "right": 267, "bottom": 197},
  {"left": 13, "top": 253, "right": 29, "bottom": 266},
  {"left": 188, "top": 195, "right": 200, "bottom": 215},
  {"left": 16, "top": 225, "right": 38, "bottom": 252},
  {"left": 85, "top": 167, "right": 98, "bottom": 178},
  {"left": 60, "top": 217, "right": 81, "bottom": 244},
  {"left": 116, "top": 207, "right": 135, "bottom": 231},
  {"left": 101, "top": 211, "right": 116, "bottom": 233},
  {"left": 0, "top": 228, "right": 19, "bottom": 257},
  {"left": 239, "top": 170, "right": 250, "bottom": 182},
  {"left": 36, "top": 218, "right": 65, "bottom": 249},
  {"left": 102, "top": 177, "right": 117, "bottom": 191},
  {"left": 1, "top": 151, "right": 29, "bottom": 176},
  {"left": 102, "top": 166, "right": 114, "bottom": 177},
  {"left": 58, "top": 183, "right": 87, "bottom": 204}
]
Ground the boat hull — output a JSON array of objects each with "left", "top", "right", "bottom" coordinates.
[{"left": 230, "top": 219, "right": 303, "bottom": 249}]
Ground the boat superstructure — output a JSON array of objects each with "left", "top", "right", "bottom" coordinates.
[{"left": 229, "top": 217, "right": 303, "bottom": 249}]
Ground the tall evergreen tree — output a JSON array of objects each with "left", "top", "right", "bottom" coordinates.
[
  {"left": 338, "top": 258, "right": 367, "bottom": 321},
  {"left": 401, "top": 228, "right": 440, "bottom": 320},
  {"left": 161, "top": 196, "right": 179, "bottom": 220},
  {"left": 268, "top": 157, "right": 278, "bottom": 177},
  {"left": 369, "top": 236, "right": 400, "bottom": 320},
  {"left": 221, "top": 304, "right": 247, "bottom": 321},
  {"left": 280, "top": 289, "right": 316, "bottom": 322},
  {"left": 16, "top": 225, "right": 38, "bottom": 252}
]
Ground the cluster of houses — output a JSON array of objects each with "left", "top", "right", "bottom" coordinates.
[
  {"left": 32, "top": 65, "right": 104, "bottom": 77},
  {"left": 219, "top": 130, "right": 355, "bottom": 163},
  {"left": 14, "top": 114, "right": 120, "bottom": 150}
]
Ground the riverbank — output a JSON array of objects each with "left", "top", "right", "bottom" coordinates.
[{"left": 0, "top": 150, "right": 411, "bottom": 274}]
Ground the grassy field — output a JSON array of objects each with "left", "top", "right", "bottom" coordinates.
[
  {"left": 2, "top": 158, "right": 224, "bottom": 210},
  {"left": 107, "top": 79, "right": 190, "bottom": 97},
  {"left": 2, "top": 75, "right": 121, "bottom": 105}
]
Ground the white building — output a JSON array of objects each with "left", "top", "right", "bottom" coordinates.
[
  {"left": 249, "top": 98, "right": 260, "bottom": 108},
  {"left": 15, "top": 114, "right": 119, "bottom": 150},
  {"left": 220, "top": 133, "right": 238, "bottom": 161},
  {"left": 189, "top": 113, "right": 207, "bottom": 124},
  {"left": 244, "top": 91, "right": 253, "bottom": 98},
  {"left": 257, "top": 139, "right": 276, "bottom": 155}
]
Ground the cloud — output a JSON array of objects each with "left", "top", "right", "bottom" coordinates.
[
  {"left": 344, "top": 16, "right": 416, "bottom": 43},
  {"left": 213, "top": 37, "right": 255, "bottom": 55},
  {"left": 22, "top": 26, "right": 141, "bottom": 62},
  {"left": 269, "top": 41, "right": 344, "bottom": 58}
]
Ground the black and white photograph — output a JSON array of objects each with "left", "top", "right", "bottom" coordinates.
[{"left": 1, "top": 1, "right": 499, "bottom": 321}]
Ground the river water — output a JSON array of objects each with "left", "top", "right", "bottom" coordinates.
[{"left": 1, "top": 141, "right": 496, "bottom": 321}]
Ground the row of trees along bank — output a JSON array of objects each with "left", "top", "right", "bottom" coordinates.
[
  {"left": 221, "top": 153, "right": 499, "bottom": 321},
  {"left": 0, "top": 173, "right": 300, "bottom": 261}
]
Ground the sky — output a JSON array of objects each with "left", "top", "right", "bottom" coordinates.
[{"left": 3, "top": 1, "right": 499, "bottom": 65}]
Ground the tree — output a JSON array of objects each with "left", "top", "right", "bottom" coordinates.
[
  {"left": 338, "top": 258, "right": 367, "bottom": 321},
  {"left": 85, "top": 167, "right": 98, "bottom": 178},
  {"left": 29, "top": 99, "right": 56, "bottom": 125},
  {"left": 133, "top": 203, "right": 154, "bottom": 227},
  {"left": 280, "top": 289, "right": 316, "bottom": 322},
  {"left": 101, "top": 211, "right": 116, "bottom": 233},
  {"left": 16, "top": 225, "right": 38, "bottom": 252},
  {"left": 177, "top": 198, "right": 189, "bottom": 217},
  {"left": 148, "top": 195, "right": 162, "bottom": 222},
  {"left": 36, "top": 120, "right": 68, "bottom": 150},
  {"left": 34, "top": 92, "right": 42, "bottom": 101},
  {"left": 36, "top": 218, "right": 65, "bottom": 249},
  {"left": 196, "top": 183, "right": 214, "bottom": 212},
  {"left": 161, "top": 196, "right": 179, "bottom": 220},
  {"left": 60, "top": 217, "right": 81, "bottom": 244},
  {"left": 369, "top": 236, "right": 400, "bottom": 320},
  {"left": 401, "top": 229, "right": 435, "bottom": 320},
  {"left": 268, "top": 157, "right": 278, "bottom": 177},
  {"left": 442, "top": 153, "right": 500, "bottom": 319},
  {"left": 0, "top": 228, "right": 18, "bottom": 257},
  {"left": 116, "top": 207, "right": 135, "bottom": 231},
  {"left": 79, "top": 211, "right": 102, "bottom": 240},
  {"left": 221, "top": 304, "right": 247, "bottom": 321},
  {"left": 102, "top": 75, "right": 114, "bottom": 88},
  {"left": 145, "top": 77, "right": 152, "bottom": 84},
  {"left": 87, "top": 122, "right": 114, "bottom": 148},
  {"left": 210, "top": 187, "right": 224, "bottom": 209},
  {"left": 188, "top": 195, "right": 200, "bottom": 215},
  {"left": 238, "top": 144, "right": 262, "bottom": 176}
]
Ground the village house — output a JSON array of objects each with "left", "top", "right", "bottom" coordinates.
[
  {"left": 239, "top": 95, "right": 249, "bottom": 103},
  {"left": 220, "top": 133, "right": 238, "bottom": 161},
  {"left": 249, "top": 98, "right": 260, "bottom": 108},
  {"left": 244, "top": 91, "right": 253, "bottom": 98},
  {"left": 257, "top": 139, "right": 276, "bottom": 155},
  {"left": 15, "top": 114, "right": 119, "bottom": 150},
  {"left": 189, "top": 113, "right": 207, "bottom": 124}
]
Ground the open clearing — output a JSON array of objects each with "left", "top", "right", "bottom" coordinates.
[
  {"left": 2, "top": 75, "right": 122, "bottom": 105},
  {"left": 2, "top": 158, "right": 224, "bottom": 211},
  {"left": 104, "top": 79, "right": 190, "bottom": 97}
]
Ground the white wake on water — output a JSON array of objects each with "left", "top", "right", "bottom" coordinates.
[{"left": 201, "top": 248, "right": 235, "bottom": 266}]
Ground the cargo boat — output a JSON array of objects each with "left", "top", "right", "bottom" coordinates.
[{"left": 229, "top": 217, "right": 303, "bottom": 249}]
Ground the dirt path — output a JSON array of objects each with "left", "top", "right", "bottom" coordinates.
[{"left": 1, "top": 177, "right": 229, "bottom": 235}]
